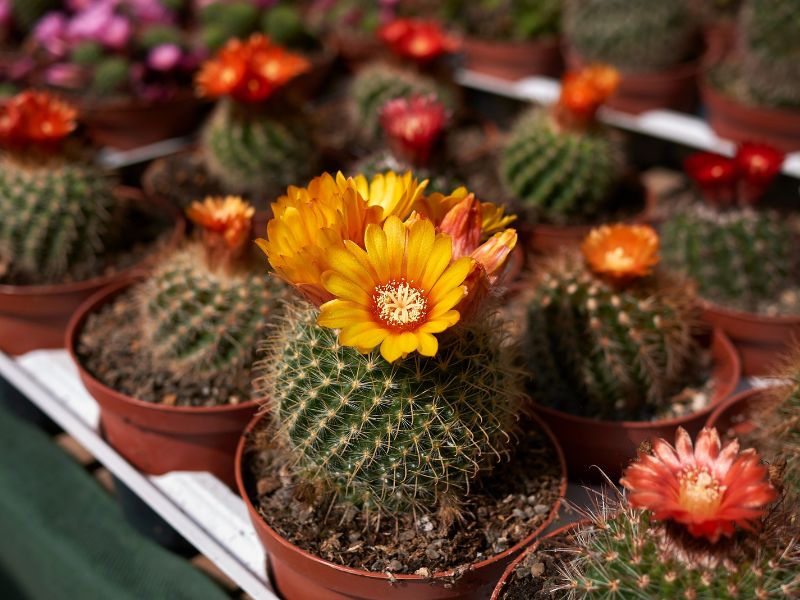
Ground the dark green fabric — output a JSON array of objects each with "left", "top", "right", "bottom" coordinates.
[{"left": 0, "top": 403, "right": 228, "bottom": 600}]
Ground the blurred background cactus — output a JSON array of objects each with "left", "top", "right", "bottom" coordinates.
[{"left": 441, "top": 0, "right": 560, "bottom": 42}]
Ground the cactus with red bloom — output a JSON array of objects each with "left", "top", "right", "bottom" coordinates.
[
  {"left": 378, "top": 18, "right": 458, "bottom": 64},
  {"left": 379, "top": 94, "right": 448, "bottom": 166}
]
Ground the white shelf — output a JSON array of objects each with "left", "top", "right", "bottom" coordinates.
[{"left": 455, "top": 69, "right": 800, "bottom": 180}]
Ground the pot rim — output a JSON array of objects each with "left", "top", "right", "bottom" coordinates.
[
  {"left": 706, "top": 386, "right": 786, "bottom": 431},
  {"left": 563, "top": 44, "right": 707, "bottom": 80},
  {"left": 65, "top": 276, "right": 261, "bottom": 416},
  {"left": 700, "top": 298, "right": 800, "bottom": 326},
  {"left": 71, "top": 87, "right": 203, "bottom": 111},
  {"left": 0, "top": 186, "right": 183, "bottom": 298},
  {"left": 700, "top": 78, "right": 800, "bottom": 120},
  {"left": 235, "top": 406, "right": 569, "bottom": 583},
  {"left": 530, "top": 328, "right": 740, "bottom": 430},
  {"left": 459, "top": 34, "right": 561, "bottom": 50}
]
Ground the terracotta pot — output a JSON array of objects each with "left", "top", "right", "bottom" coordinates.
[
  {"left": 0, "top": 188, "right": 181, "bottom": 356},
  {"left": 490, "top": 521, "right": 584, "bottom": 600},
  {"left": 700, "top": 301, "right": 800, "bottom": 377},
  {"left": 460, "top": 36, "right": 563, "bottom": 81},
  {"left": 531, "top": 329, "right": 741, "bottom": 482},
  {"left": 564, "top": 47, "right": 702, "bottom": 114},
  {"left": 235, "top": 411, "right": 568, "bottom": 600},
  {"left": 701, "top": 81, "right": 800, "bottom": 152},
  {"left": 327, "top": 31, "right": 385, "bottom": 72},
  {"left": 66, "top": 280, "right": 258, "bottom": 488},
  {"left": 75, "top": 90, "right": 206, "bottom": 150},
  {"left": 706, "top": 388, "right": 779, "bottom": 440}
]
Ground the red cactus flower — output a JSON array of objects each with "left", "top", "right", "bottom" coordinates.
[
  {"left": 684, "top": 151, "right": 737, "bottom": 207},
  {"left": 557, "top": 64, "right": 619, "bottom": 127},
  {"left": 379, "top": 94, "right": 448, "bottom": 166},
  {"left": 195, "top": 34, "right": 309, "bottom": 104},
  {"left": 0, "top": 90, "right": 77, "bottom": 148},
  {"left": 621, "top": 427, "right": 777, "bottom": 544},
  {"left": 735, "top": 143, "right": 784, "bottom": 205},
  {"left": 378, "top": 19, "right": 458, "bottom": 64}
]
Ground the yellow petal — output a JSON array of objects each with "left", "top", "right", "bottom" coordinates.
[
  {"left": 429, "top": 257, "right": 473, "bottom": 304},
  {"left": 328, "top": 247, "right": 376, "bottom": 292},
  {"left": 380, "top": 335, "right": 404, "bottom": 363},
  {"left": 383, "top": 216, "right": 406, "bottom": 277},
  {"left": 364, "top": 223, "right": 389, "bottom": 281},
  {"left": 397, "top": 331, "right": 418, "bottom": 354},
  {"left": 418, "top": 311, "right": 460, "bottom": 333},
  {"left": 318, "top": 300, "right": 371, "bottom": 328},
  {"left": 340, "top": 324, "right": 388, "bottom": 348},
  {"left": 322, "top": 272, "right": 371, "bottom": 305},
  {"left": 419, "top": 235, "right": 452, "bottom": 291},
  {"left": 429, "top": 286, "right": 466, "bottom": 318},
  {"left": 416, "top": 332, "right": 438, "bottom": 356},
  {"left": 405, "top": 218, "right": 435, "bottom": 284}
]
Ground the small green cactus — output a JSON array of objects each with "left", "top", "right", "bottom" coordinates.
[
  {"left": 442, "top": 0, "right": 560, "bottom": 41},
  {"left": 258, "top": 303, "right": 521, "bottom": 512},
  {"left": 199, "top": 1, "right": 260, "bottom": 51},
  {"left": 200, "top": 99, "right": 315, "bottom": 198},
  {"left": 70, "top": 42, "right": 105, "bottom": 66},
  {"left": 91, "top": 57, "right": 131, "bottom": 95},
  {"left": 500, "top": 108, "right": 625, "bottom": 224},
  {"left": 564, "top": 0, "right": 698, "bottom": 72},
  {"left": 660, "top": 203, "right": 795, "bottom": 312},
  {"left": 139, "top": 25, "right": 184, "bottom": 51}
]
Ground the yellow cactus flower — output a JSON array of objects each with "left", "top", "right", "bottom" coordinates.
[
  {"left": 186, "top": 196, "right": 255, "bottom": 249},
  {"left": 413, "top": 186, "right": 516, "bottom": 237},
  {"left": 317, "top": 216, "right": 472, "bottom": 362},
  {"left": 581, "top": 224, "right": 660, "bottom": 281},
  {"left": 348, "top": 170, "right": 428, "bottom": 221}
]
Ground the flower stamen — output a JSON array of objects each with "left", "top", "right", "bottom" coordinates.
[
  {"left": 374, "top": 280, "right": 428, "bottom": 328},
  {"left": 678, "top": 467, "right": 724, "bottom": 519}
]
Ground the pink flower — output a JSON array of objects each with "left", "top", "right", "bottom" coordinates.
[
  {"left": 0, "top": 0, "right": 11, "bottom": 27},
  {"left": 148, "top": 43, "right": 181, "bottom": 71},
  {"left": 101, "top": 15, "right": 131, "bottom": 50},
  {"left": 67, "top": 2, "right": 115, "bottom": 42},
  {"left": 43, "top": 63, "right": 85, "bottom": 88},
  {"left": 33, "top": 12, "right": 70, "bottom": 57}
]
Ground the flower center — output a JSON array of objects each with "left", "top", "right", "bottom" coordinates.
[
  {"left": 603, "top": 247, "right": 635, "bottom": 272},
  {"left": 400, "top": 115, "right": 426, "bottom": 139},
  {"left": 678, "top": 467, "right": 724, "bottom": 518},
  {"left": 373, "top": 279, "right": 428, "bottom": 329}
]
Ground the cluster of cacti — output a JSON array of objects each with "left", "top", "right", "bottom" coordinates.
[
  {"left": 441, "top": 0, "right": 560, "bottom": 41},
  {"left": 500, "top": 108, "right": 624, "bottom": 224},
  {"left": 350, "top": 150, "right": 458, "bottom": 194},
  {"left": 259, "top": 302, "right": 520, "bottom": 512},
  {"left": 349, "top": 63, "right": 452, "bottom": 143},
  {"left": 199, "top": 1, "right": 310, "bottom": 51},
  {"left": 564, "top": 0, "right": 698, "bottom": 72},
  {"left": 660, "top": 203, "right": 795, "bottom": 311},
  {"left": 200, "top": 99, "right": 315, "bottom": 198}
]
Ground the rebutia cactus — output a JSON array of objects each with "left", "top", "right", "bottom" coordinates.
[
  {"left": 138, "top": 197, "right": 283, "bottom": 387},
  {"left": 564, "top": 0, "right": 699, "bottom": 72},
  {"left": 501, "top": 65, "right": 625, "bottom": 224},
  {"left": 557, "top": 427, "right": 798, "bottom": 598},
  {"left": 0, "top": 91, "right": 119, "bottom": 282},
  {"left": 442, "top": 0, "right": 560, "bottom": 41},
  {"left": 524, "top": 225, "right": 698, "bottom": 420}
]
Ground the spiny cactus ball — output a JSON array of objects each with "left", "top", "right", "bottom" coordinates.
[
  {"left": 525, "top": 254, "right": 697, "bottom": 419},
  {"left": 200, "top": 98, "right": 315, "bottom": 198},
  {"left": 501, "top": 108, "right": 624, "bottom": 224},
  {"left": 564, "top": 0, "right": 698, "bottom": 72},
  {"left": 0, "top": 158, "right": 119, "bottom": 281},
  {"left": 259, "top": 303, "right": 521, "bottom": 512}
]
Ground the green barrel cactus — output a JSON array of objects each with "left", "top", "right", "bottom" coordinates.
[
  {"left": 258, "top": 303, "right": 521, "bottom": 512},
  {"left": 442, "top": 0, "right": 560, "bottom": 42},
  {"left": 500, "top": 108, "right": 624, "bottom": 224},
  {"left": 564, "top": 0, "right": 698, "bottom": 72},
  {"left": 200, "top": 99, "right": 315, "bottom": 198}
]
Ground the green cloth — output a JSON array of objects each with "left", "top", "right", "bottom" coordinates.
[{"left": 0, "top": 403, "right": 229, "bottom": 600}]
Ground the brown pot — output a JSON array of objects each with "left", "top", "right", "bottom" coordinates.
[
  {"left": 66, "top": 280, "right": 258, "bottom": 488},
  {"left": 0, "top": 188, "right": 181, "bottom": 356},
  {"left": 565, "top": 47, "right": 702, "bottom": 114},
  {"left": 706, "top": 388, "right": 778, "bottom": 440},
  {"left": 531, "top": 329, "right": 741, "bottom": 482},
  {"left": 490, "top": 521, "right": 584, "bottom": 600},
  {"left": 701, "top": 81, "right": 800, "bottom": 152},
  {"left": 235, "top": 411, "right": 568, "bottom": 600},
  {"left": 700, "top": 301, "right": 800, "bottom": 377},
  {"left": 460, "top": 36, "right": 563, "bottom": 81},
  {"left": 75, "top": 90, "right": 206, "bottom": 150},
  {"left": 327, "top": 31, "right": 385, "bottom": 72}
]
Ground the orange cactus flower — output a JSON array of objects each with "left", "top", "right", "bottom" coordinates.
[
  {"left": 186, "top": 196, "right": 255, "bottom": 251},
  {"left": 581, "top": 224, "right": 659, "bottom": 281},
  {"left": 0, "top": 90, "right": 77, "bottom": 148},
  {"left": 621, "top": 427, "right": 777, "bottom": 543},
  {"left": 557, "top": 64, "right": 619, "bottom": 126},
  {"left": 195, "top": 34, "right": 309, "bottom": 103},
  {"left": 378, "top": 19, "right": 458, "bottom": 63},
  {"left": 379, "top": 94, "right": 448, "bottom": 166}
]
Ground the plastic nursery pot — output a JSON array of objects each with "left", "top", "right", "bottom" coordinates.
[
  {"left": 490, "top": 521, "right": 584, "bottom": 600},
  {"left": 530, "top": 329, "right": 741, "bottom": 483},
  {"left": 0, "top": 188, "right": 182, "bottom": 356},
  {"left": 706, "top": 388, "right": 780, "bottom": 440},
  {"left": 235, "top": 410, "right": 568, "bottom": 600},
  {"left": 700, "top": 300, "right": 800, "bottom": 377},
  {"left": 74, "top": 90, "right": 206, "bottom": 150},
  {"left": 66, "top": 280, "right": 259, "bottom": 489},
  {"left": 701, "top": 81, "right": 800, "bottom": 152},
  {"left": 459, "top": 36, "right": 563, "bottom": 81}
]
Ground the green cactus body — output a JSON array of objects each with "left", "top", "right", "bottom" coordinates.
[
  {"left": 524, "top": 256, "right": 696, "bottom": 420},
  {"left": 200, "top": 99, "right": 315, "bottom": 198},
  {"left": 349, "top": 64, "right": 452, "bottom": 143},
  {"left": 442, "top": 0, "right": 560, "bottom": 41},
  {"left": 200, "top": 1, "right": 260, "bottom": 50},
  {"left": 563, "top": 506, "right": 799, "bottom": 599},
  {"left": 138, "top": 244, "right": 283, "bottom": 387},
  {"left": 564, "top": 0, "right": 697, "bottom": 72},
  {"left": 92, "top": 57, "right": 131, "bottom": 95},
  {"left": 660, "top": 203, "right": 794, "bottom": 312},
  {"left": 0, "top": 157, "right": 119, "bottom": 281},
  {"left": 259, "top": 303, "right": 520, "bottom": 512},
  {"left": 500, "top": 109, "right": 624, "bottom": 224}
]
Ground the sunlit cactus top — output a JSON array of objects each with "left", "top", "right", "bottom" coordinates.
[
  {"left": 556, "top": 64, "right": 619, "bottom": 127},
  {"left": 378, "top": 18, "right": 458, "bottom": 63},
  {"left": 186, "top": 196, "right": 255, "bottom": 272},
  {"left": 195, "top": 33, "right": 310, "bottom": 103},
  {"left": 621, "top": 427, "right": 777, "bottom": 543},
  {"left": 581, "top": 223, "right": 659, "bottom": 282},
  {"left": 379, "top": 94, "right": 449, "bottom": 166},
  {"left": 0, "top": 91, "right": 77, "bottom": 150}
]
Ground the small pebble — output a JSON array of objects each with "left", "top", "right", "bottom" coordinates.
[
  {"left": 530, "top": 562, "right": 545, "bottom": 577},
  {"left": 387, "top": 559, "right": 404, "bottom": 571},
  {"left": 534, "top": 504, "right": 549, "bottom": 515}
]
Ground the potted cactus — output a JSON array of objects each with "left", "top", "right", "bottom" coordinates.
[
  {"left": 377, "top": 17, "right": 458, "bottom": 78},
  {"left": 520, "top": 223, "right": 740, "bottom": 480},
  {"left": 305, "top": 0, "right": 388, "bottom": 71},
  {"left": 660, "top": 144, "right": 800, "bottom": 376},
  {"left": 143, "top": 34, "right": 315, "bottom": 211},
  {"left": 67, "top": 196, "right": 286, "bottom": 487},
  {"left": 235, "top": 170, "right": 567, "bottom": 599},
  {"left": 501, "top": 65, "right": 650, "bottom": 254},
  {"left": 563, "top": 0, "right": 704, "bottom": 114},
  {"left": 494, "top": 426, "right": 798, "bottom": 598},
  {"left": 0, "top": 90, "right": 178, "bottom": 355},
  {"left": 441, "top": 0, "right": 563, "bottom": 80},
  {"left": 702, "top": 0, "right": 800, "bottom": 150}
]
